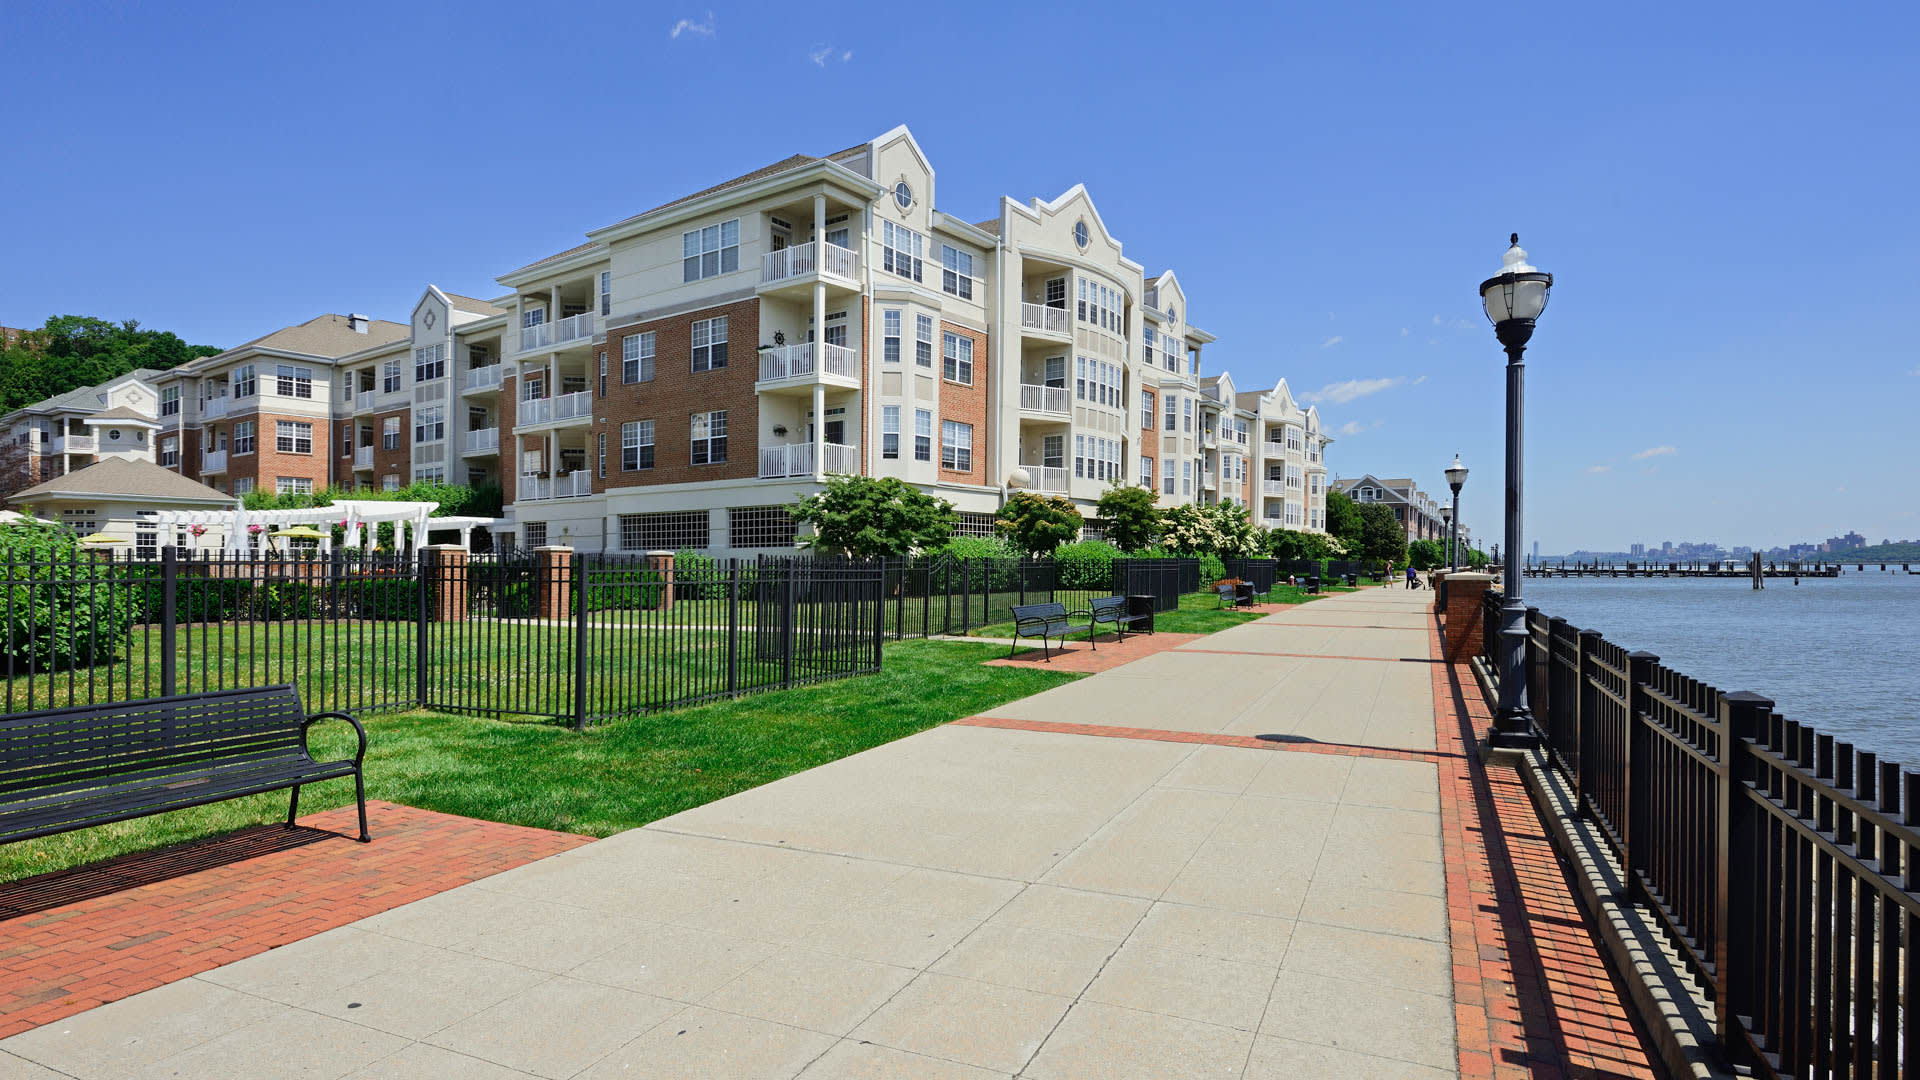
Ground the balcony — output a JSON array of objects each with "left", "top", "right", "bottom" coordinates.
[
  {"left": 199, "top": 397, "right": 230, "bottom": 420},
  {"left": 517, "top": 312, "right": 593, "bottom": 355},
  {"left": 52, "top": 435, "right": 96, "bottom": 454},
  {"left": 518, "top": 471, "right": 593, "bottom": 501},
  {"left": 1262, "top": 479, "right": 1289, "bottom": 497},
  {"left": 464, "top": 427, "right": 499, "bottom": 455},
  {"left": 1019, "top": 303, "right": 1071, "bottom": 337},
  {"left": 1201, "top": 470, "right": 1218, "bottom": 490},
  {"left": 1023, "top": 465, "right": 1069, "bottom": 493},
  {"left": 201, "top": 449, "right": 227, "bottom": 473},
  {"left": 463, "top": 365, "right": 503, "bottom": 393},
  {"left": 758, "top": 441, "right": 859, "bottom": 479},
  {"left": 759, "top": 242, "right": 859, "bottom": 294},
  {"left": 352, "top": 446, "right": 374, "bottom": 470},
  {"left": 355, "top": 389, "right": 377, "bottom": 412},
  {"left": 1201, "top": 430, "right": 1218, "bottom": 448},
  {"left": 1018, "top": 384, "right": 1071, "bottom": 418},
  {"left": 517, "top": 390, "right": 593, "bottom": 428},
  {"left": 756, "top": 343, "right": 859, "bottom": 391}
]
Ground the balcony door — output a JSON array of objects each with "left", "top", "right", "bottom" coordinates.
[{"left": 1043, "top": 356, "right": 1066, "bottom": 389}]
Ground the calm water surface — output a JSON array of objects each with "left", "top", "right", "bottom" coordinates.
[{"left": 1523, "top": 571, "right": 1920, "bottom": 762}]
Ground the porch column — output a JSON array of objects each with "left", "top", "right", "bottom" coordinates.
[{"left": 812, "top": 193, "right": 827, "bottom": 482}]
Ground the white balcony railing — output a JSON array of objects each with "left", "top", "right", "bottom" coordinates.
[
  {"left": 1201, "top": 430, "right": 1218, "bottom": 447},
  {"left": 353, "top": 446, "right": 374, "bottom": 469},
  {"left": 464, "top": 427, "right": 499, "bottom": 454},
  {"left": 1018, "top": 384, "right": 1071, "bottom": 415},
  {"left": 1262, "top": 480, "right": 1288, "bottom": 496},
  {"left": 517, "top": 390, "right": 593, "bottom": 426},
  {"left": 757, "top": 342, "right": 858, "bottom": 383},
  {"left": 553, "top": 312, "right": 593, "bottom": 346},
  {"left": 201, "top": 449, "right": 227, "bottom": 473},
  {"left": 464, "top": 365, "right": 502, "bottom": 391},
  {"left": 760, "top": 241, "right": 858, "bottom": 286},
  {"left": 519, "top": 321, "right": 551, "bottom": 354},
  {"left": 355, "top": 389, "right": 376, "bottom": 412},
  {"left": 1202, "top": 471, "right": 1219, "bottom": 490},
  {"left": 200, "top": 397, "right": 229, "bottom": 420},
  {"left": 53, "top": 435, "right": 96, "bottom": 454},
  {"left": 1019, "top": 303, "right": 1070, "bottom": 335},
  {"left": 518, "top": 471, "right": 593, "bottom": 501},
  {"left": 758, "top": 441, "right": 860, "bottom": 478},
  {"left": 1026, "top": 465, "right": 1069, "bottom": 493}
]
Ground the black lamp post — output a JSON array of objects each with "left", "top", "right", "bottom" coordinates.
[
  {"left": 1445, "top": 455, "right": 1467, "bottom": 570},
  {"left": 1479, "top": 234, "right": 1552, "bottom": 744}
]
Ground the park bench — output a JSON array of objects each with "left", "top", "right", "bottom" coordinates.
[
  {"left": 1010, "top": 602, "right": 1077, "bottom": 662},
  {"left": 1216, "top": 583, "right": 1257, "bottom": 609},
  {"left": 1086, "top": 595, "right": 1153, "bottom": 645},
  {"left": 0, "top": 685, "right": 370, "bottom": 847}
]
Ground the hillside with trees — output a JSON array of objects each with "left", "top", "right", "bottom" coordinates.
[{"left": 0, "top": 316, "right": 222, "bottom": 413}]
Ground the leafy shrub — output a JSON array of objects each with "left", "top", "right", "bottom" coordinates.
[
  {"left": 1198, "top": 553, "right": 1227, "bottom": 584},
  {"left": 0, "top": 521, "right": 140, "bottom": 671},
  {"left": 939, "top": 534, "right": 1020, "bottom": 561},
  {"left": 996, "top": 492, "right": 1084, "bottom": 556},
  {"left": 1054, "top": 540, "right": 1122, "bottom": 590},
  {"left": 1095, "top": 484, "right": 1162, "bottom": 553},
  {"left": 673, "top": 548, "right": 723, "bottom": 600},
  {"left": 791, "top": 475, "right": 957, "bottom": 557}
]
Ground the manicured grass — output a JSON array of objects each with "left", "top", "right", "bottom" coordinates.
[{"left": 0, "top": 639, "right": 1080, "bottom": 884}]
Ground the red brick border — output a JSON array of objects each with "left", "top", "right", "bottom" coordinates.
[
  {"left": 954, "top": 715, "right": 1455, "bottom": 764},
  {"left": 0, "top": 801, "right": 589, "bottom": 1038}
]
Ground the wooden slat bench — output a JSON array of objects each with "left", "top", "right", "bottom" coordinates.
[{"left": 0, "top": 685, "right": 370, "bottom": 847}]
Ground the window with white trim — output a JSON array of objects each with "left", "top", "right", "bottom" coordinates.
[
  {"left": 233, "top": 476, "right": 254, "bottom": 495},
  {"left": 1075, "top": 357, "right": 1087, "bottom": 401},
  {"left": 690, "top": 410, "right": 727, "bottom": 465},
  {"left": 159, "top": 436, "right": 178, "bottom": 467},
  {"left": 413, "top": 345, "right": 445, "bottom": 384},
  {"left": 599, "top": 271, "right": 611, "bottom": 317},
  {"left": 414, "top": 407, "right": 444, "bottom": 444},
  {"left": 232, "top": 421, "right": 255, "bottom": 455},
  {"left": 621, "top": 420, "right": 654, "bottom": 470},
  {"left": 619, "top": 511, "right": 709, "bottom": 551},
  {"left": 913, "top": 409, "right": 932, "bottom": 461},
  {"left": 691, "top": 317, "right": 727, "bottom": 372},
  {"left": 1164, "top": 394, "right": 1178, "bottom": 432},
  {"left": 382, "top": 360, "right": 402, "bottom": 393},
  {"left": 380, "top": 416, "right": 399, "bottom": 449},
  {"left": 597, "top": 433, "right": 606, "bottom": 477},
  {"left": 276, "top": 476, "right": 314, "bottom": 495},
  {"left": 160, "top": 387, "right": 179, "bottom": 416},
  {"left": 914, "top": 314, "right": 933, "bottom": 368},
  {"left": 940, "top": 420, "right": 972, "bottom": 472},
  {"left": 1042, "top": 434, "right": 1064, "bottom": 469},
  {"left": 414, "top": 466, "right": 445, "bottom": 485},
  {"left": 682, "top": 219, "right": 740, "bottom": 281},
  {"left": 1183, "top": 398, "right": 1193, "bottom": 433},
  {"left": 622, "top": 331, "right": 655, "bottom": 383},
  {"left": 730, "top": 506, "right": 797, "bottom": 549},
  {"left": 1074, "top": 435, "right": 1085, "bottom": 479},
  {"left": 1141, "top": 456, "right": 1154, "bottom": 488},
  {"left": 1141, "top": 390, "right": 1155, "bottom": 430},
  {"left": 1182, "top": 460, "right": 1192, "bottom": 495},
  {"left": 882, "top": 310, "right": 901, "bottom": 363},
  {"left": 230, "top": 364, "right": 257, "bottom": 398},
  {"left": 275, "top": 420, "right": 312, "bottom": 454},
  {"left": 941, "top": 332, "right": 973, "bottom": 385},
  {"left": 940, "top": 245, "right": 973, "bottom": 299},
  {"left": 1143, "top": 327, "right": 1156, "bottom": 368},
  {"left": 881, "top": 406, "right": 900, "bottom": 459},
  {"left": 882, "top": 221, "right": 923, "bottom": 282}
]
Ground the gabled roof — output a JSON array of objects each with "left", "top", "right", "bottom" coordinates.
[
  {"left": 81, "top": 406, "right": 158, "bottom": 424},
  {"left": 442, "top": 292, "right": 505, "bottom": 316},
  {"left": 178, "top": 314, "right": 407, "bottom": 371},
  {"left": 11, "top": 458, "right": 233, "bottom": 505},
  {"left": 11, "top": 369, "right": 162, "bottom": 417},
  {"left": 973, "top": 218, "right": 1001, "bottom": 235}
]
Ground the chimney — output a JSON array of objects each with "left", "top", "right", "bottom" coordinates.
[{"left": 347, "top": 313, "right": 370, "bottom": 334}]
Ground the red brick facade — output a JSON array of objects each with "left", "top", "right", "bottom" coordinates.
[
  {"left": 226, "top": 409, "right": 331, "bottom": 495},
  {"left": 595, "top": 297, "right": 762, "bottom": 493},
  {"left": 937, "top": 320, "right": 988, "bottom": 486},
  {"left": 370, "top": 408, "right": 409, "bottom": 487},
  {"left": 499, "top": 374, "right": 518, "bottom": 504}
]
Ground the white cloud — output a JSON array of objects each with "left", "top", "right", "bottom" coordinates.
[
  {"left": 1431, "top": 314, "right": 1475, "bottom": 331},
  {"left": 669, "top": 11, "right": 715, "bottom": 38},
  {"left": 1302, "top": 376, "right": 1404, "bottom": 404},
  {"left": 1336, "top": 420, "right": 1373, "bottom": 437},
  {"left": 809, "top": 43, "right": 852, "bottom": 66},
  {"left": 1400, "top": 327, "right": 1409, "bottom": 337},
  {"left": 841, "top": 49, "right": 852, "bottom": 61},
  {"left": 1412, "top": 374, "right": 1428, "bottom": 385},
  {"left": 1587, "top": 464, "right": 1612, "bottom": 474},
  {"left": 1631, "top": 445, "right": 1678, "bottom": 460},
  {"left": 1320, "top": 335, "right": 1343, "bottom": 349}
]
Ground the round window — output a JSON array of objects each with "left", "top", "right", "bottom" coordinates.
[
  {"left": 1169, "top": 306, "right": 1178, "bottom": 323},
  {"left": 1074, "top": 220, "right": 1090, "bottom": 250},
  {"left": 894, "top": 181, "right": 912, "bottom": 209},
  {"left": 108, "top": 429, "right": 121, "bottom": 441}
]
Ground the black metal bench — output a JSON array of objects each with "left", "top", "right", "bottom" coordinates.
[
  {"left": 0, "top": 685, "right": 370, "bottom": 847},
  {"left": 1086, "top": 595, "right": 1152, "bottom": 645},
  {"left": 1011, "top": 602, "right": 1077, "bottom": 662},
  {"left": 1216, "top": 583, "right": 1256, "bottom": 609}
]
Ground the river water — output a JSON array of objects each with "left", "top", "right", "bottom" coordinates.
[{"left": 1522, "top": 570, "right": 1920, "bottom": 763}]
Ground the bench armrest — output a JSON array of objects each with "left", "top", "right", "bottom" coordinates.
[{"left": 302, "top": 711, "right": 369, "bottom": 767}]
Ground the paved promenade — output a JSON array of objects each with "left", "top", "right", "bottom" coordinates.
[{"left": 0, "top": 587, "right": 1656, "bottom": 1079}]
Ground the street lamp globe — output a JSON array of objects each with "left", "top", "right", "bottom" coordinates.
[
  {"left": 1445, "top": 454, "right": 1468, "bottom": 494},
  {"left": 1479, "top": 234, "right": 1553, "bottom": 345}
]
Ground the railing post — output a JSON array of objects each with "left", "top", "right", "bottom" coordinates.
[
  {"left": 782, "top": 566, "right": 796, "bottom": 689},
  {"left": 871, "top": 565, "right": 884, "bottom": 671},
  {"left": 1545, "top": 615, "right": 1568, "bottom": 753},
  {"left": 1574, "top": 628, "right": 1602, "bottom": 815},
  {"left": 1716, "top": 689, "right": 1774, "bottom": 1063},
  {"left": 726, "top": 565, "right": 739, "bottom": 696},
  {"left": 572, "top": 553, "right": 588, "bottom": 730},
  {"left": 415, "top": 548, "right": 431, "bottom": 709},
  {"left": 159, "top": 545, "right": 179, "bottom": 698},
  {"left": 1624, "top": 650, "right": 1658, "bottom": 902}
]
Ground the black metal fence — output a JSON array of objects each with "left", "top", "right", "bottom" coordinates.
[
  {"left": 1482, "top": 588, "right": 1920, "bottom": 1077},
  {"left": 855, "top": 556, "right": 1203, "bottom": 638},
  {"left": 1, "top": 548, "right": 882, "bottom": 729}
]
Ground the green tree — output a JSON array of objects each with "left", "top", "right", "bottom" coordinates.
[
  {"left": 1159, "top": 504, "right": 1221, "bottom": 556},
  {"left": 1209, "top": 503, "right": 1268, "bottom": 558},
  {"left": 1357, "top": 503, "right": 1409, "bottom": 565},
  {"left": 1324, "top": 490, "right": 1363, "bottom": 550},
  {"left": 790, "top": 475, "right": 957, "bottom": 558},
  {"left": 996, "top": 491, "right": 1084, "bottom": 556},
  {"left": 1407, "top": 538, "right": 1447, "bottom": 571},
  {"left": 1269, "top": 528, "right": 1337, "bottom": 560},
  {"left": 0, "top": 316, "right": 221, "bottom": 413},
  {"left": 1095, "top": 483, "right": 1162, "bottom": 553}
]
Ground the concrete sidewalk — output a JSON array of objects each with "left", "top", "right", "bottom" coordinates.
[{"left": 2, "top": 588, "right": 1457, "bottom": 1080}]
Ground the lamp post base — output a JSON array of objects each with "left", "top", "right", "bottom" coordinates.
[{"left": 1485, "top": 715, "right": 1541, "bottom": 750}]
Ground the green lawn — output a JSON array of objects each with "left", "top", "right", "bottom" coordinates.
[
  {"left": 964, "top": 585, "right": 1346, "bottom": 641},
  {"left": 0, "top": 639, "right": 1080, "bottom": 884}
]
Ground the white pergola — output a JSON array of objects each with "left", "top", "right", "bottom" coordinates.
[{"left": 154, "top": 501, "right": 499, "bottom": 555}]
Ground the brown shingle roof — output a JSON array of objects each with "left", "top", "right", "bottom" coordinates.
[
  {"left": 973, "top": 218, "right": 1002, "bottom": 235},
  {"left": 191, "top": 314, "right": 408, "bottom": 368},
  {"left": 443, "top": 292, "right": 505, "bottom": 316},
  {"left": 12, "top": 458, "right": 233, "bottom": 504},
  {"left": 82, "top": 406, "right": 158, "bottom": 424}
]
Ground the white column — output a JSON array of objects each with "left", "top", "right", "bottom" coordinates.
[{"left": 812, "top": 193, "right": 828, "bottom": 481}]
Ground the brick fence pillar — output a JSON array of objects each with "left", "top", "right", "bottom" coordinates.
[
  {"left": 1441, "top": 571, "right": 1493, "bottom": 661},
  {"left": 422, "top": 545, "right": 467, "bottom": 623},
  {"left": 534, "top": 545, "right": 574, "bottom": 621},
  {"left": 646, "top": 550, "right": 675, "bottom": 611}
]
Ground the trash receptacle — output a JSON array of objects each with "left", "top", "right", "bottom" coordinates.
[
  {"left": 1307, "top": 575, "right": 1321, "bottom": 594},
  {"left": 1127, "top": 594, "right": 1156, "bottom": 634},
  {"left": 1235, "top": 582, "right": 1256, "bottom": 607},
  {"left": 1344, "top": 572, "right": 1358, "bottom": 588}
]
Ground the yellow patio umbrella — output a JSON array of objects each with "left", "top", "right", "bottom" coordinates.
[
  {"left": 271, "top": 526, "right": 330, "bottom": 541},
  {"left": 77, "top": 532, "right": 126, "bottom": 545}
]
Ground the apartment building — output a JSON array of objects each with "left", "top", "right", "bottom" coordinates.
[
  {"left": 1333, "top": 474, "right": 1449, "bottom": 542},
  {"left": 10, "top": 124, "right": 1344, "bottom": 555},
  {"left": 1190, "top": 376, "right": 1332, "bottom": 532},
  {"left": 3, "top": 369, "right": 166, "bottom": 483}
]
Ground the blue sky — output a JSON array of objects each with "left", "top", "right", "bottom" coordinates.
[{"left": 2, "top": 1, "right": 1914, "bottom": 551}]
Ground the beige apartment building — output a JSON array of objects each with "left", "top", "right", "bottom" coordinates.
[
  {"left": 1333, "top": 474, "right": 1455, "bottom": 544},
  {"left": 8, "top": 125, "right": 1340, "bottom": 555},
  {"left": 4, "top": 370, "right": 167, "bottom": 483}
]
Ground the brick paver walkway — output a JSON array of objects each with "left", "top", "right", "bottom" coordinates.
[
  {"left": 0, "top": 801, "right": 588, "bottom": 1039},
  {"left": 981, "top": 631, "right": 1206, "bottom": 673}
]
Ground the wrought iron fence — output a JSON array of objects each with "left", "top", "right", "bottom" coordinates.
[
  {"left": 1482, "top": 587, "right": 1920, "bottom": 1077},
  {"left": 0, "top": 548, "right": 882, "bottom": 730}
]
